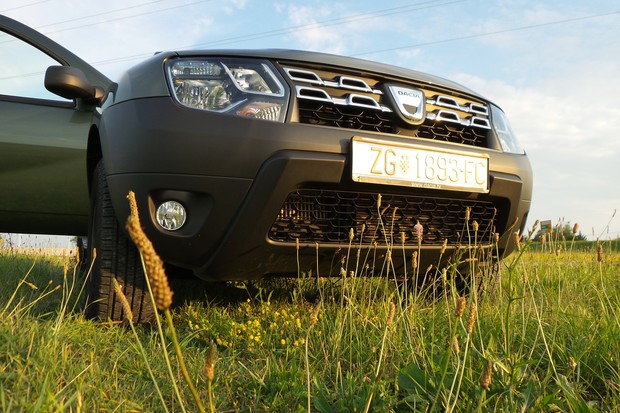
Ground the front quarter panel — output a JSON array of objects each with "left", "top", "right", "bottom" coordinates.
[{"left": 112, "top": 52, "right": 176, "bottom": 103}]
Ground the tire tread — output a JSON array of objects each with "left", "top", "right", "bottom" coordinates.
[{"left": 85, "top": 161, "right": 155, "bottom": 323}]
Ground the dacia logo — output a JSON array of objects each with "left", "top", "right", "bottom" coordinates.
[
  {"left": 388, "top": 86, "right": 425, "bottom": 125},
  {"left": 397, "top": 90, "right": 421, "bottom": 98}
]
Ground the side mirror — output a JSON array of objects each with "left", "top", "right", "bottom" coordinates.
[{"left": 44, "top": 65, "right": 104, "bottom": 104}]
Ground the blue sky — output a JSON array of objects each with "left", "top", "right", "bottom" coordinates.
[{"left": 2, "top": 0, "right": 619, "bottom": 245}]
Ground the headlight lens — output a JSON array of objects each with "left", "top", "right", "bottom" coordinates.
[
  {"left": 166, "top": 57, "right": 288, "bottom": 122},
  {"left": 491, "top": 105, "right": 524, "bottom": 154}
]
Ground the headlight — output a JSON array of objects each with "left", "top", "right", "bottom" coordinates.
[
  {"left": 490, "top": 105, "right": 524, "bottom": 154},
  {"left": 166, "top": 57, "right": 289, "bottom": 122}
]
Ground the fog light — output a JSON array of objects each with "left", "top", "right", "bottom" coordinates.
[{"left": 156, "top": 201, "right": 186, "bottom": 231}]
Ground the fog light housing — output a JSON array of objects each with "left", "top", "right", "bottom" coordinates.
[{"left": 156, "top": 201, "right": 186, "bottom": 231}]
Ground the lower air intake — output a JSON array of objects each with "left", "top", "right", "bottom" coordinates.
[{"left": 269, "top": 190, "right": 499, "bottom": 246}]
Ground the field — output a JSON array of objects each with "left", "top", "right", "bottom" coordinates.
[{"left": 1, "top": 235, "right": 619, "bottom": 412}]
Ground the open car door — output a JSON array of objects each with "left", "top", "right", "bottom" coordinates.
[{"left": 0, "top": 15, "right": 112, "bottom": 235}]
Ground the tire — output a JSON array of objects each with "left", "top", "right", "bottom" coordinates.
[{"left": 84, "top": 161, "right": 155, "bottom": 323}]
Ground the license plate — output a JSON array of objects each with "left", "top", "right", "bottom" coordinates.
[{"left": 351, "top": 137, "right": 489, "bottom": 193}]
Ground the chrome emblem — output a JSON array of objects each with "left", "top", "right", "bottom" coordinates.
[{"left": 388, "top": 86, "right": 425, "bottom": 124}]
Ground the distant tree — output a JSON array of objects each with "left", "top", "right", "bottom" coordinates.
[{"left": 532, "top": 222, "right": 587, "bottom": 242}]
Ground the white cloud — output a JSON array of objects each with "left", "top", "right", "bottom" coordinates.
[
  {"left": 283, "top": 5, "right": 349, "bottom": 54},
  {"left": 279, "top": 2, "right": 406, "bottom": 56},
  {"left": 223, "top": 0, "right": 247, "bottom": 14}
]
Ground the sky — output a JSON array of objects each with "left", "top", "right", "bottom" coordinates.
[{"left": 1, "top": 0, "right": 619, "bottom": 246}]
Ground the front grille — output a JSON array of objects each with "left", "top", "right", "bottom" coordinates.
[
  {"left": 269, "top": 190, "right": 498, "bottom": 246},
  {"left": 282, "top": 64, "right": 491, "bottom": 148}
]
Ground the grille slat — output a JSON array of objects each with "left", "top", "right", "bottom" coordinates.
[{"left": 270, "top": 190, "right": 498, "bottom": 246}]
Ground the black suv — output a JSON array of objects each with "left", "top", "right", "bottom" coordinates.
[{"left": 0, "top": 15, "right": 532, "bottom": 322}]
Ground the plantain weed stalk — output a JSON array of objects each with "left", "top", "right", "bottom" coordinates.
[{"left": 126, "top": 191, "right": 208, "bottom": 413}]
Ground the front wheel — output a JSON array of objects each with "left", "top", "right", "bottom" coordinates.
[{"left": 84, "top": 161, "right": 155, "bottom": 323}]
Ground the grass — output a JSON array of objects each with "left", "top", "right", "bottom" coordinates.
[{"left": 1, "top": 234, "right": 619, "bottom": 412}]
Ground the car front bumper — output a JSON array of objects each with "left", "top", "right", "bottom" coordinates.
[{"left": 101, "top": 97, "right": 532, "bottom": 280}]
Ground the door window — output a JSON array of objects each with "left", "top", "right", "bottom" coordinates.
[{"left": 0, "top": 30, "right": 71, "bottom": 102}]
